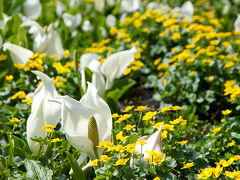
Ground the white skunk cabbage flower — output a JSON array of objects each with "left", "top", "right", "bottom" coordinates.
[
  {"left": 80, "top": 47, "right": 137, "bottom": 96},
  {"left": 56, "top": 2, "right": 66, "bottom": 16},
  {"left": 0, "top": 34, "right": 2, "bottom": 49},
  {"left": 21, "top": 20, "right": 65, "bottom": 58},
  {"left": 3, "top": 42, "right": 33, "bottom": 65},
  {"left": 234, "top": 14, "right": 240, "bottom": 32},
  {"left": 82, "top": 20, "right": 93, "bottom": 32},
  {"left": 27, "top": 71, "right": 61, "bottom": 154},
  {"left": 100, "top": 47, "right": 137, "bottom": 89},
  {"left": 95, "top": 0, "right": 105, "bottom": 12},
  {"left": 63, "top": 13, "right": 82, "bottom": 31},
  {"left": 106, "top": 15, "right": 116, "bottom": 28},
  {"left": 180, "top": 1, "right": 194, "bottom": 20},
  {"left": 23, "top": 0, "right": 42, "bottom": 20},
  {"left": 135, "top": 123, "right": 164, "bottom": 159},
  {"left": 52, "top": 82, "right": 112, "bottom": 164},
  {"left": 121, "top": 0, "right": 140, "bottom": 13},
  {"left": 69, "top": 0, "right": 80, "bottom": 9}
]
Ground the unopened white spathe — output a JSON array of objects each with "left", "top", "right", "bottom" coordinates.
[
  {"left": 234, "top": 14, "right": 240, "bottom": 32},
  {"left": 106, "top": 15, "right": 116, "bottom": 28},
  {"left": 121, "top": 0, "right": 140, "bottom": 13},
  {"left": 23, "top": 0, "right": 42, "bottom": 20},
  {"left": 63, "top": 13, "right": 82, "bottom": 31},
  {"left": 3, "top": 42, "right": 33, "bottom": 65},
  {"left": 27, "top": 71, "right": 61, "bottom": 154},
  {"left": 82, "top": 20, "right": 93, "bottom": 32},
  {"left": 135, "top": 123, "right": 164, "bottom": 159},
  {"left": 21, "top": 20, "right": 65, "bottom": 58},
  {"left": 52, "top": 82, "right": 112, "bottom": 163}
]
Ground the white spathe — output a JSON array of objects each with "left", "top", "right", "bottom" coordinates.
[
  {"left": 180, "top": 1, "right": 194, "bottom": 20},
  {"left": 234, "top": 14, "right": 240, "bottom": 32},
  {"left": 80, "top": 47, "right": 137, "bottom": 96},
  {"left": 82, "top": 20, "right": 93, "bottom": 32},
  {"left": 56, "top": 2, "right": 66, "bottom": 16},
  {"left": 53, "top": 82, "right": 112, "bottom": 162},
  {"left": 21, "top": 20, "right": 65, "bottom": 58},
  {"left": 63, "top": 13, "right": 82, "bottom": 31},
  {"left": 121, "top": 0, "right": 140, "bottom": 13},
  {"left": 27, "top": 71, "right": 61, "bottom": 154},
  {"left": 23, "top": 0, "right": 42, "bottom": 20},
  {"left": 3, "top": 42, "right": 33, "bottom": 65},
  {"left": 135, "top": 123, "right": 164, "bottom": 159},
  {"left": 100, "top": 47, "right": 137, "bottom": 89},
  {"left": 106, "top": 15, "right": 116, "bottom": 28}
]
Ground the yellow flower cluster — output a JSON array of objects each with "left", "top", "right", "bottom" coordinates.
[
  {"left": 122, "top": 105, "right": 134, "bottom": 112},
  {"left": 159, "top": 105, "right": 182, "bottom": 113},
  {"left": 115, "top": 114, "right": 132, "bottom": 123},
  {"left": 11, "top": 91, "right": 26, "bottom": 100},
  {"left": 134, "top": 105, "right": 148, "bottom": 111},
  {"left": 224, "top": 80, "right": 240, "bottom": 101},
  {"left": 53, "top": 62, "right": 71, "bottom": 74},
  {"left": 0, "top": 54, "right": 7, "bottom": 61},
  {"left": 116, "top": 131, "right": 128, "bottom": 142},
  {"left": 142, "top": 111, "right": 157, "bottom": 121},
  {"left": 22, "top": 97, "right": 33, "bottom": 104},
  {"left": 14, "top": 53, "right": 45, "bottom": 72},
  {"left": 5, "top": 75, "right": 14, "bottom": 81},
  {"left": 146, "top": 151, "right": 165, "bottom": 165},
  {"left": 41, "top": 124, "right": 56, "bottom": 133},
  {"left": 169, "top": 116, "right": 187, "bottom": 125},
  {"left": 85, "top": 39, "right": 114, "bottom": 53},
  {"left": 53, "top": 76, "right": 67, "bottom": 87}
]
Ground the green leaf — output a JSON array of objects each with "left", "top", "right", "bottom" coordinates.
[
  {"left": 123, "top": 134, "right": 138, "bottom": 145},
  {"left": 94, "top": 175, "right": 106, "bottom": 180},
  {"left": 25, "top": 159, "right": 53, "bottom": 180},
  {"left": 105, "top": 78, "right": 136, "bottom": 102},
  {"left": 12, "top": 135, "right": 32, "bottom": 158},
  {"left": 65, "top": 152, "right": 86, "bottom": 180}
]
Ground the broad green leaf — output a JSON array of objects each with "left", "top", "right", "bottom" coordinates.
[
  {"left": 65, "top": 152, "right": 86, "bottom": 180},
  {"left": 25, "top": 159, "right": 53, "bottom": 180},
  {"left": 12, "top": 135, "right": 32, "bottom": 158}
]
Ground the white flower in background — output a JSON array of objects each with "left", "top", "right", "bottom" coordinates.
[
  {"left": 3, "top": 42, "right": 33, "bottom": 64},
  {"left": 100, "top": 27, "right": 107, "bottom": 38},
  {"left": 56, "top": 2, "right": 66, "bottom": 16},
  {"left": 82, "top": 20, "right": 93, "bottom": 32},
  {"left": 134, "top": 123, "right": 164, "bottom": 159},
  {"left": 27, "top": 71, "right": 61, "bottom": 154},
  {"left": 80, "top": 47, "right": 137, "bottom": 96},
  {"left": 0, "top": 34, "right": 2, "bottom": 48},
  {"left": 52, "top": 82, "right": 112, "bottom": 166},
  {"left": 95, "top": 0, "right": 105, "bottom": 12},
  {"left": 121, "top": 0, "right": 140, "bottom": 13},
  {"left": 63, "top": 13, "right": 82, "bottom": 31},
  {"left": 21, "top": 20, "right": 65, "bottom": 58},
  {"left": 106, "top": 15, "right": 116, "bottom": 28},
  {"left": 23, "top": 0, "right": 42, "bottom": 20},
  {"left": 107, "top": 0, "right": 115, "bottom": 6},
  {"left": 234, "top": 14, "right": 240, "bottom": 32},
  {"left": 69, "top": 0, "right": 80, "bottom": 9},
  {"left": 180, "top": 1, "right": 194, "bottom": 20}
]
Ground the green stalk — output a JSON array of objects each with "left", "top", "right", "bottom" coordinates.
[
  {"left": 74, "top": 50, "right": 84, "bottom": 97},
  {"left": 0, "top": 0, "right": 3, "bottom": 20}
]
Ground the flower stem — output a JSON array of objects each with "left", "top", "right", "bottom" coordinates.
[{"left": 74, "top": 50, "right": 84, "bottom": 97}]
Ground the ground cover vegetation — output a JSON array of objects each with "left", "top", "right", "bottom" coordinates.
[{"left": 0, "top": 0, "right": 240, "bottom": 179}]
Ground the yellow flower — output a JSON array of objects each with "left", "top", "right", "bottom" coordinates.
[
  {"left": 221, "top": 109, "right": 232, "bottom": 115},
  {"left": 34, "top": 142, "right": 39, "bottom": 145},
  {"left": 125, "top": 144, "right": 138, "bottom": 154},
  {"left": 134, "top": 105, "right": 148, "bottom": 111},
  {"left": 0, "top": 54, "right": 7, "bottom": 61},
  {"left": 116, "top": 131, "right": 128, "bottom": 142},
  {"left": 11, "top": 91, "right": 26, "bottom": 100},
  {"left": 234, "top": 155, "right": 240, "bottom": 161},
  {"left": 225, "top": 171, "right": 240, "bottom": 179},
  {"left": 9, "top": 117, "right": 22, "bottom": 123},
  {"left": 114, "top": 158, "right": 129, "bottom": 166},
  {"left": 170, "top": 116, "right": 187, "bottom": 125},
  {"left": 112, "top": 113, "right": 119, "bottom": 118},
  {"left": 5, "top": 75, "right": 14, "bottom": 81},
  {"left": 97, "top": 141, "right": 113, "bottom": 148},
  {"left": 122, "top": 105, "right": 134, "bottom": 112},
  {"left": 228, "top": 140, "right": 235, "bottom": 147},
  {"left": 22, "top": 98, "right": 33, "bottom": 105},
  {"left": 161, "top": 130, "right": 168, "bottom": 140},
  {"left": 114, "top": 145, "right": 125, "bottom": 152},
  {"left": 211, "top": 127, "right": 221, "bottom": 136},
  {"left": 110, "top": 27, "right": 118, "bottom": 35},
  {"left": 153, "top": 177, "right": 160, "bottom": 180},
  {"left": 123, "top": 124, "right": 136, "bottom": 130},
  {"left": 178, "top": 140, "right": 188, "bottom": 144},
  {"left": 137, "top": 140, "right": 147, "bottom": 145},
  {"left": 100, "top": 155, "right": 111, "bottom": 162},
  {"left": 181, "top": 162, "right": 195, "bottom": 169},
  {"left": 115, "top": 114, "right": 132, "bottom": 123},
  {"left": 65, "top": 50, "right": 70, "bottom": 58},
  {"left": 219, "top": 157, "right": 234, "bottom": 167},
  {"left": 225, "top": 61, "right": 235, "bottom": 68},
  {"left": 197, "top": 168, "right": 214, "bottom": 179},
  {"left": 171, "top": 32, "right": 181, "bottom": 40},
  {"left": 51, "top": 138, "right": 62, "bottom": 143},
  {"left": 134, "top": 19, "right": 142, "bottom": 28},
  {"left": 89, "top": 159, "right": 99, "bottom": 166},
  {"left": 162, "top": 124, "right": 174, "bottom": 131},
  {"left": 143, "top": 111, "right": 157, "bottom": 121},
  {"left": 41, "top": 124, "right": 56, "bottom": 133}
]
